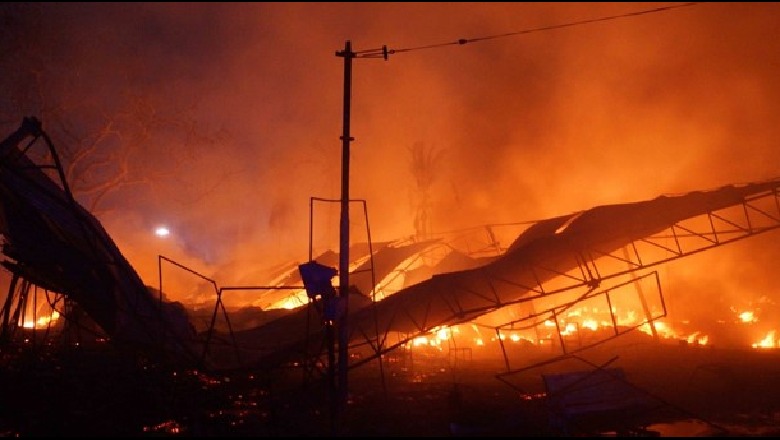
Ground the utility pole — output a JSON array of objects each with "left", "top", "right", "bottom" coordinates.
[{"left": 335, "top": 40, "right": 354, "bottom": 409}]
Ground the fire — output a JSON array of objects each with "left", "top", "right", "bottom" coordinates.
[
  {"left": 397, "top": 302, "right": 780, "bottom": 357},
  {"left": 581, "top": 319, "right": 599, "bottom": 331},
  {"left": 407, "top": 325, "right": 461, "bottom": 348},
  {"left": 738, "top": 311, "right": 757, "bottom": 323},
  {"left": 412, "top": 336, "right": 432, "bottom": 347},
  {"left": 272, "top": 294, "right": 307, "bottom": 310},
  {"left": 263, "top": 243, "right": 444, "bottom": 311},
  {"left": 240, "top": 246, "right": 780, "bottom": 353},
  {"left": 687, "top": 332, "right": 708, "bottom": 345},
  {"left": 399, "top": 303, "right": 780, "bottom": 354},
  {"left": 435, "top": 327, "right": 451, "bottom": 341},
  {"left": 753, "top": 330, "right": 776, "bottom": 349},
  {"left": 561, "top": 323, "right": 577, "bottom": 335},
  {"left": 21, "top": 311, "right": 61, "bottom": 329}
]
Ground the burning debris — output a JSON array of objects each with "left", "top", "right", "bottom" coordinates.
[{"left": 4, "top": 117, "right": 780, "bottom": 436}]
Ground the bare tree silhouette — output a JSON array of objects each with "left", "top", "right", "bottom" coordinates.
[
  {"left": 0, "top": 3, "right": 235, "bottom": 215},
  {"left": 408, "top": 141, "right": 445, "bottom": 239}
]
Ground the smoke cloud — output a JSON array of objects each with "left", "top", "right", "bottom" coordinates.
[{"left": 2, "top": 2, "right": 780, "bottom": 319}]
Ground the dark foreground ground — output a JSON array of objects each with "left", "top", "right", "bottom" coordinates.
[{"left": 3, "top": 333, "right": 780, "bottom": 437}]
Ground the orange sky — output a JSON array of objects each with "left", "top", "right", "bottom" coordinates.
[{"left": 3, "top": 2, "right": 780, "bottom": 312}]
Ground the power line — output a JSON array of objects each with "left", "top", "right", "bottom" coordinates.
[{"left": 355, "top": 2, "right": 698, "bottom": 59}]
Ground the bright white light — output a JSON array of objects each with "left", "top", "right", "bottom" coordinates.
[{"left": 155, "top": 226, "right": 171, "bottom": 237}]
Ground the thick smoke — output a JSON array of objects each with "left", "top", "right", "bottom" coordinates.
[{"left": 2, "top": 2, "right": 780, "bottom": 327}]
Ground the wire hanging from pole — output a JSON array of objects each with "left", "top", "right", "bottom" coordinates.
[{"left": 355, "top": 2, "right": 698, "bottom": 59}]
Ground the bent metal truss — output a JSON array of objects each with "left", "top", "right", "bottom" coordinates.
[{"left": 2, "top": 117, "right": 780, "bottom": 380}]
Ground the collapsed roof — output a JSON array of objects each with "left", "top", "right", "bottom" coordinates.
[
  {"left": 2, "top": 117, "right": 780, "bottom": 373},
  {"left": 0, "top": 117, "right": 199, "bottom": 364},
  {"left": 219, "top": 178, "right": 780, "bottom": 370}
]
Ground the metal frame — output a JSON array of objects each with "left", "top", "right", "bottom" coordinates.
[{"left": 336, "top": 186, "right": 780, "bottom": 384}]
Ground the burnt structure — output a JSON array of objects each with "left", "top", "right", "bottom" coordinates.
[
  {"left": 0, "top": 117, "right": 199, "bottom": 364},
  {"left": 2, "top": 116, "right": 780, "bottom": 386}
]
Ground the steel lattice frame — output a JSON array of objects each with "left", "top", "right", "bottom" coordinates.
[{"left": 339, "top": 184, "right": 780, "bottom": 383}]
